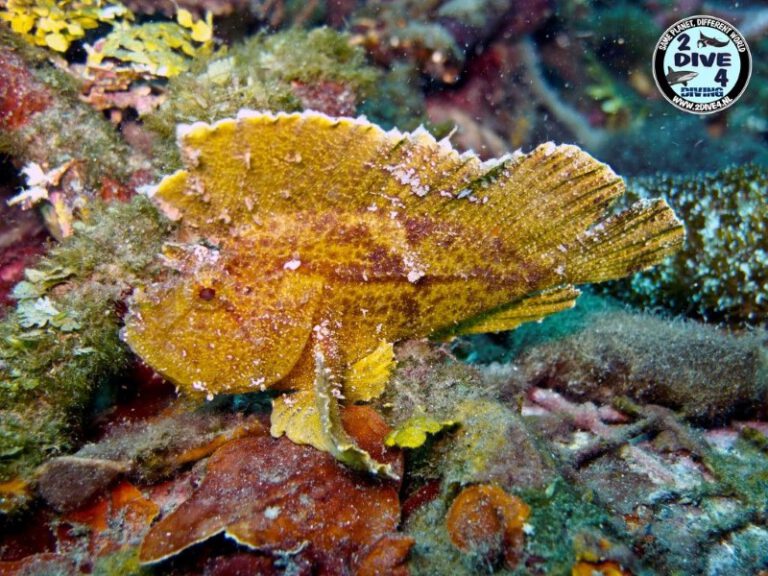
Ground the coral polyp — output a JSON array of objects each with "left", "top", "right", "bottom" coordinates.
[{"left": 123, "top": 110, "right": 683, "bottom": 475}]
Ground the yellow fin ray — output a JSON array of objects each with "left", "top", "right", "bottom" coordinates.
[
  {"left": 271, "top": 347, "right": 397, "bottom": 479},
  {"left": 443, "top": 285, "right": 581, "bottom": 337},
  {"left": 344, "top": 341, "right": 395, "bottom": 402},
  {"left": 385, "top": 416, "right": 458, "bottom": 449},
  {"left": 566, "top": 198, "right": 684, "bottom": 284}
]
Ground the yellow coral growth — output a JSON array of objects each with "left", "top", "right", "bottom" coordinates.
[
  {"left": 1, "top": 0, "right": 212, "bottom": 76},
  {"left": 0, "top": 0, "right": 131, "bottom": 52},
  {"left": 86, "top": 11, "right": 213, "bottom": 77},
  {"left": 124, "top": 111, "right": 684, "bottom": 475},
  {"left": 385, "top": 415, "right": 458, "bottom": 449}
]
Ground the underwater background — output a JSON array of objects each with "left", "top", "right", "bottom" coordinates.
[{"left": 0, "top": 0, "right": 766, "bottom": 574}]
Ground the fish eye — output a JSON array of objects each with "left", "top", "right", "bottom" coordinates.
[{"left": 198, "top": 287, "right": 216, "bottom": 301}]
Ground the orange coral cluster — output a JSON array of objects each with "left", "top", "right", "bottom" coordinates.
[{"left": 445, "top": 483, "right": 530, "bottom": 569}]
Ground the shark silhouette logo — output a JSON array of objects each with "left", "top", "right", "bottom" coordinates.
[
  {"left": 653, "top": 15, "right": 751, "bottom": 114},
  {"left": 665, "top": 67, "right": 698, "bottom": 87},
  {"left": 697, "top": 31, "right": 729, "bottom": 48}
]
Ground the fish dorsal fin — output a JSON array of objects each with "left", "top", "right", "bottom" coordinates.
[
  {"left": 152, "top": 111, "right": 642, "bottom": 270},
  {"left": 153, "top": 110, "right": 486, "bottom": 236}
]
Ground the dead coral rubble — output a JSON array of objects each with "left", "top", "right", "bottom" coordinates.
[
  {"left": 401, "top": 335, "right": 768, "bottom": 575},
  {"left": 35, "top": 408, "right": 264, "bottom": 512}
]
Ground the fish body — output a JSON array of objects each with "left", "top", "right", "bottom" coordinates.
[{"left": 125, "top": 111, "right": 683, "bottom": 476}]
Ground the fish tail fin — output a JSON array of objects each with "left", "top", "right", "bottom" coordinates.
[{"left": 565, "top": 198, "right": 684, "bottom": 284}]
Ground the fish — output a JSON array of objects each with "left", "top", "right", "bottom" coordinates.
[
  {"left": 124, "top": 110, "right": 684, "bottom": 477},
  {"left": 697, "top": 31, "right": 729, "bottom": 48},
  {"left": 666, "top": 67, "right": 698, "bottom": 87}
]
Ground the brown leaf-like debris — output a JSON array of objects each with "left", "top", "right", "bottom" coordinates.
[{"left": 139, "top": 406, "right": 410, "bottom": 573}]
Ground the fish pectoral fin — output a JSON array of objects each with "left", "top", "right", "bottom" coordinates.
[
  {"left": 440, "top": 285, "right": 581, "bottom": 338},
  {"left": 270, "top": 345, "right": 397, "bottom": 479},
  {"left": 271, "top": 388, "right": 338, "bottom": 455},
  {"left": 344, "top": 340, "right": 396, "bottom": 402}
]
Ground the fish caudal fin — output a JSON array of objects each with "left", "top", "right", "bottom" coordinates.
[{"left": 566, "top": 198, "right": 683, "bottom": 284}]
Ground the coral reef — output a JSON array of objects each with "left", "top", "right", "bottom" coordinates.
[
  {"left": 607, "top": 165, "right": 768, "bottom": 325},
  {"left": 0, "top": 1, "right": 766, "bottom": 572},
  {"left": 1, "top": 318, "right": 767, "bottom": 573},
  {"left": 124, "top": 110, "right": 682, "bottom": 475},
  {"left": 398, "top": 336, "right": 768, "bottom": 575}
]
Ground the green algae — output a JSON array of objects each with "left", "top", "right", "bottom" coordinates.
[
  {"left": 257, "top": 28, "right": 377, "bottom": 89},
  {"left": 92, "top": 547, "right": 151, "bottom": 576},
  {"left": 144, "top": 28, "right": 378, "bottom": 172},
  {"left": 517, "top": 479, "right": 633, "bottom": 576},
  {"left": 440, "top": 399, "right": 550, "bottom": 490},
  {"left": 707, "top": 436, "right": 768, "bottom": 516},
  {"left": 0, "top": 196, "right": 173, "bottom": 493}
]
